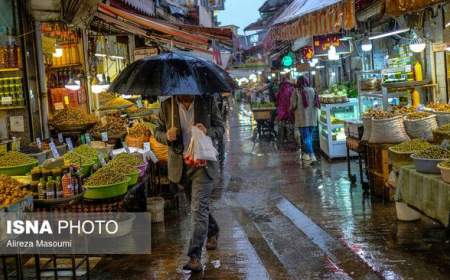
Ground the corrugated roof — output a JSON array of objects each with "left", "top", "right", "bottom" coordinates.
[{"left": 273, "top": 0, "right": 341, "bottom": 25}]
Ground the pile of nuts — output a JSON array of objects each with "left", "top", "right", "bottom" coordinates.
[
  {"left": 427, "top": 102, "right": 450, "bottom": 112},
  {"left": 84, "top": 166, "right": 128, "bottom": 186},
  {"left": 0, "top": 175, "right": 31, "bottom": 207},
  {"left": 406, "top": 112, "right": 432, "bottom": 120},
  {"left": 414, "top": 146, "right": 450, "bottom": 159},
  {"left": 90, "top": 113, "right": 127, "bottom": 137},
  {"left": 391, "top": 139, "right": 432, "bottom": 153},
  {"left": 363, "top": 110, "right": 401, "bottom": 120},
  {"left": 0, "top": 151, "right": 35, "bottom": 167},
  {"left": 392, "top": 106, "right": 416, "bottom": 115},
  {"left": 49, "top": 108, "right": 97, "bottom": 127},
  {"left": 128, "top": 122, "right": 151, "bottom": 138}
]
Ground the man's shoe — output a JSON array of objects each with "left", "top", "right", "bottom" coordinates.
[
  {"left": 183, "top": 257, "right": 203, "bottom": 272},
  {"left": 303, "top": 154, "right": 311, "bottom": 161},
  {"left": 310, "top": 154, "right": 317, "bottom": 162},
  {"left": 206, "top": 235, "right": 218, "bottom": 250}
]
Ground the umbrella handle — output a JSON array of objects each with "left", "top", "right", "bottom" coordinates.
[{"left": 171, "top": 96, "right": 174, "bottom": 129}]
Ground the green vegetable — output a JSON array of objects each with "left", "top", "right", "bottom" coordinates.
[
  {"left": 84, "top": 167, "right": 128, "bottom": 186},
  {"left": 391, "top": 139, "right": 432, "bottom": 153},
  {"left": 111, "top": 153, "right": 144, "bottom": 166},
  {"left": 414, "top": 146, "right": 450, "bottom": 159}
]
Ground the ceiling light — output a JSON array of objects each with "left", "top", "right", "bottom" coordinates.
[
  {"left": 361, "top": 38, "right": 372, "bottom": 52},
  {"left": 65, "top": 78, "right": 80, "bottom": 91},
  {"left": 311, "top": 71, "right": 316, "bottom": 75},
  {"left": 409, "top": 36, "right": 426, "bottom": 53},
  {"left": 369, "top": 28, "right": 410, "bottom": 40}
]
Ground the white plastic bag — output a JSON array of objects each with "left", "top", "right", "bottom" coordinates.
[
  {"left": 184, "top": 126, "right": 218, "bottom": 167},
  {"left": 192, "top": 126, "right": 218, "bottom": 162}
]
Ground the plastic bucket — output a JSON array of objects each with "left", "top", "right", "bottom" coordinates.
[
  {"left": 147, "top": 197, "right": 165, "bottom": 223},
  {"left": 395, "top": 202, "right": 421, "bottom": 221}
]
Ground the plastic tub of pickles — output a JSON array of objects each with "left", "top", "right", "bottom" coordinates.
[
  {"left": 411, "top": 146, "right": 450, "bottom": 174},
  {"left": 0, "top": 151, "right": 38, "bottom": 176},
  {"left": 83, "top": 166, "right": 131, "bottom": 199}
]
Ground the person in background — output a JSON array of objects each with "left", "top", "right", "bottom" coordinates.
[
  {"left": 291, "top": 76, "right": 320, "bottom": 162},
  {"left": 276, "top": 76, "right": 294, "bottom": 143}
]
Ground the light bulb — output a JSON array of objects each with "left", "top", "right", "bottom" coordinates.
[
  {"left": 361, "top": 38, "right": 372, "bottom": 52},
  {"left": 53, "top": 44, "right": 63, "bottom": 58},
  {"left": 409, "top": 37, "right": 426, "bottom": 53},
  {"left": 65, "top": 78, "right": 80, "bottom": 91},
  {"left": 328, "top": 46, "right": 339, "bottom": 60}
]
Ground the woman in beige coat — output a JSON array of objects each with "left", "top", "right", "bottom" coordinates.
[{"left": 290, "top": 76, "right": 320, "bottom": 162}]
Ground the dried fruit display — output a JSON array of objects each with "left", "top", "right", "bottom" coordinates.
[
  {"left": 391, "top": 106, "right": 415, "bottom": 115},
  {"left": 427, "top": 102, "right": 450, "bottom": 112},
  {"left": 406, "top": 112, "right": 432, "bottom": 120},
  {"left": 0, "top": 151, "right": 36, "bottom": 167},
  {"left": 0, "top": 175, "right": 31, "bottom": 207},
  {"left": 84, "top": 167, "right": 128, "bottom": 186},
  {"left": 101, "top": 97, "right": 133, "bottom": 109},
  {"left": 128, "top": 122, "right": 151, "bottom": 138},
  {"left": 363, "top": 109, "right": 401, "bottom": 119},
  {"left": 90, "top": 113, "right": 127, "bottom": 137},
  {"left": 112, "top": 153, "right": 144, "bottom": 166},
  {"left": 49, "top": 108, "right": 97, "bottom": 127},
  {"left": 391, "top": 139, "right": 432, "bottom": 153},
  {"left": 414, "top": 146, "right": 450, "bottom": 159}
]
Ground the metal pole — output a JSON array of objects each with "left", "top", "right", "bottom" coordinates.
[
  {"left": 81, "top": 27, "right": 94, "bottom": 112},
  {"left": 34, "top": 21, "right": 49, "bottom": 138}
]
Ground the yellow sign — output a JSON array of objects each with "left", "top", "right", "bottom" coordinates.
[{"left": 64, "top": 96, "right": 70, "bottom": 105}]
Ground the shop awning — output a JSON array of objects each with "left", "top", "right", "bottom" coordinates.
[
  {"left": 385, "top": 0, "right": 444, "bottom": 17},
  {"left": 270, "top": 0, "right": 356, "bottom": 42},
  {"left": 98, "top": 3, "right": 208, "bottom": 45},
  {"left": 115, "top": 0, "right": 155, "bottom": 16},
  {"left": 172, "top": 24, "right": 234, "bottom": 45}
]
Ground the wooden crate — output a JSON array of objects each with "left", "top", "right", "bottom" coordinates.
[{"left": 367, "top": 143, "right": 393, "bottom": 198}]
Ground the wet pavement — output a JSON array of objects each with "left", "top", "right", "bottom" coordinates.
[{"left": 92, "top": 103, "right": 450, "bottom": 279}]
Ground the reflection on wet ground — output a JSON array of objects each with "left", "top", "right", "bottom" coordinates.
[{"left": 92, "top": 104, "right": 450, "bottom": 279}]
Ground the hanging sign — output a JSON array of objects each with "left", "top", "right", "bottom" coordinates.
[
  {"left": 301, "top": 46, "right": 314, "bottom": 61},
  {"left": 281, "top": 52, "right": 294, "bottom": 67},
  {"left": 313, "top": 33, "right": 351, "bottom": 56}
]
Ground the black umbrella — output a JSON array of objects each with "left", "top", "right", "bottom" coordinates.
[
  {"left": 108, "top": 51, "right": 236, "bottom": 127},
  {"left": 109, "top": 51, "right": 235, "bottom": 97}
]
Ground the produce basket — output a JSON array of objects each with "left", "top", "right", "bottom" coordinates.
[
  {"left": 0, "top": 160, "right": 38, "bottom": 176},
  {"left": 437, "top": 163, "right": 450, "bottom": 183},
  {"left": 388, "top": 147, "right": 414, "bottom": 167},
  {"left": 127, "top": 170, "right": 140, "bottom": 187},
  {"left": 84, "top": 178, "right": 130, "bottom": 200},
  {"left": 410, "top": 154, "right": 445, "bottom": 174},
  {"left": 404, "top": 115, "right": 437, "bottom": 140},
  {"left": 434, "top": 111, "right": 450, "bottom": 126}
]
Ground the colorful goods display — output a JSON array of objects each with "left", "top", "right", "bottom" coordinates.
[
  {"left": 90, "top": 113, "right": 127, "bottom": 139},
  {"left": 49, "top": 108, "right": 97, "bottom": 128}
]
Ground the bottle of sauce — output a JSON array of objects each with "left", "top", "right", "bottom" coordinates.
[
  {"left": 38, "top": 178, "right": 46, "bottom": 199},
  {"left": 55, "top": 176, "right": 63, "bottom": 198},
  {"left": 62, "top": 170, "right": 72, "bottom": 197},
  {"left": 46, "top": 176, "right": 55, "bottom": 199}
]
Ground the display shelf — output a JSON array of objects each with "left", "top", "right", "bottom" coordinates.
[
  {"left": 0, "top": 68, "right": 20, "bottom": 73},
  {"left": 318, "top": 98, "right": 359, "bottom": 159},
  {"left": 0, "top": 106, "right": 25, "bottom": 110},
  {"left": 49, "top": 63, "right": 82, "bottom": 69}
]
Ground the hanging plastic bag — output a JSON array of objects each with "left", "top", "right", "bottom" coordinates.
[{"left": 184, "top": 126, "right": 218, "bottom": 167}]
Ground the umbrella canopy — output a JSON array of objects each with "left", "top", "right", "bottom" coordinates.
[{"left": 108, "top": 52, "right": 236, "bottom": 98}]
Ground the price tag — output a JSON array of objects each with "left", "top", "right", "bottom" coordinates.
[
  {"left": 49, "top": 142, "right": 60, "bottom": 158},
  {"left": 85, "top": 133, "right": 91, "bottom": 144},
  {"left": 65, "top": 138, "right": 74, "bottom": 150},
  {"left": 143, "top": 142, "right": 150, "bottom": 152},
  {"left": 136, "top": 99, "right": 143, "bottom": 108},
  {"left": 1, "top": 96, "right": 12, "bottom": 105},
  {"left": 98, "top": 153, "right": 107, "bottom": 166},
  {"left": 101, "top": 132, "right": 108, "bottom": 142},
  {"left": 421, "top": 131, "right": 428, "bottom": 140},
  {"left": 54, "top": 102, "right": 64, "bottom": 110},
  {"left": 441, "top": 140, "right": 449, "bottom": 149},
  {"left": 58, "top": 133, "right": 64, "bottom": 143},
  {"left": 64, "top": 96, "right": 70, "bottom": 105},
  {"left": 147, "top": 150, "right": 158, "bottom": 164},
  {"left": 36, "top": 138, "right": 42, "bottom": 149}
]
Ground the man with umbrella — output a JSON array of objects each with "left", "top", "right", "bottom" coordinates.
[
  {"left": 155, "top": 95, "right": 224, "bottom": 272},
  {"left": 109, "top": 52, "right": 233, "bottom": 272}
]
